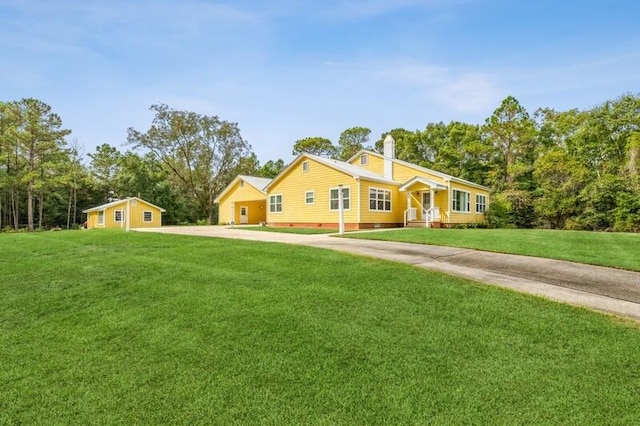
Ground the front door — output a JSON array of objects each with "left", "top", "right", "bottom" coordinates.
[
  {"left": 240, "top": 206, "right": 248, "bottom": 224},
  {"left": 421, "top": 192, "right": 431, "bottom": 219}
]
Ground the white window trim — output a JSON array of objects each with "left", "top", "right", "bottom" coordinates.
[
  {"left": 114, "top": 209, "right": 125, "bottom": 222},
  {"left": 360, "top": 154, "right": 368, "bottom": 165},
  {"left": 452, "top": 190, "right": 471, "bottom": 213},
  {"left": 143, "top": 211, "right": 153, "bottom": 222},
  {"left": 368, "top": 187, "right": 392, "bottom": 212},
  {"left": 302, "top": 161, "right": 309, "bottom": 172},
  {"left": 476, "top": 194, "right": 487, "bottom": 213},
  {"left": 97, "top": 210, "right": 105, "bottom": 226},
  {"left": 329, "top": 186, "right": 351, "bottom": 211},
  {"left": 269, "top": 194, "right": 283, "bottom": 213},
  {"left": 305, "top": 190, "right": 315, "bottom": 205}
]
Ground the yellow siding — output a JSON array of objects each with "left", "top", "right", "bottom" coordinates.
[
  {"left": 358, "top": 181, "right": 403, "bottom": 224},
  {"left": 391, "top": 161, "right": 448, "bottom": 186},
  {"left": 217, "top": 179, "right": 268, "bottom": 224},
  {"left": 349, "top": 153, "right": 384, "bottom": 175},
  {"left": 126, "top": 200, "right": 163, "bottom": 228},
  {"left": 361, "top": 154, "right": 489, "bottom": 225},
  {"left": 229, "top": 200, "right": 266, "bottom": 224},
  {"left": 85, "top": 199, "right": 163, "bottom": 229},
  {"left": 447, "top": 181, "right": 489, "bottom": 224},
  {"left": 86, "top": 211, "right": 99, "bottom": 228},
  {"left": 267, "top": 158, "right": 359, "bottom": 225}
]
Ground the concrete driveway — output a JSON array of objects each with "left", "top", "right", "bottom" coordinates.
[{"left": 136, "top": 226, "right": 640, "bottom": 322}]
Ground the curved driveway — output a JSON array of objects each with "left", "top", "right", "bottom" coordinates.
[{"left": 136, "top": 226, "right": 640, "bottom": 322}]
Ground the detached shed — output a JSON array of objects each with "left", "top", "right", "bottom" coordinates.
[{"left": 83, "top": 197, "right": 165, "bottom": 229}]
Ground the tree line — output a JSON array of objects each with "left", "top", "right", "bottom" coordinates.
[
  {"left": 291, "top": 94, "right": 640, "bottom": 232},
  {"left": 1, "top": 94, "right": 638, "bottom": 232}
]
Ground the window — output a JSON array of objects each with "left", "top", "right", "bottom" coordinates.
[
  {"left": 330, "top": 187, "right": 350, "bottom": 210},
  {"left": 305, "top": 191, "right": 314, "bottom": 205},
  {"left": 452, "top": 190, "right": 470, "bottom": 212},
  {"left": 97, "top": 211, "right": 104, "bottom": 225},
  {"left": 360, "top": 154, "right": 368, "bottom": 165},
  {"left": 240, "top": 180, "right": 244, "bottom": 187},
  {"left": 369, "top": 187, "right": 391, "bottom": 211},
  {"left": 114, "top": 210, "right": 125, "bottom": 222},
  {"left": 302, "top": 161, "right": 309, "bottom": 172},
  {"left": 143, "top": 211, "right": 153, "bottom": 222},
  {"left": 476, "top": 194, "right": 486, "bottom": 213},
  {"left": 269, "top": 194, "right": 282, "bottom": 213}
]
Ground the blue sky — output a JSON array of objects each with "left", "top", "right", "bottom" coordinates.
[{"left": 1, "top": 0, "right": 638, "bottom": 163}]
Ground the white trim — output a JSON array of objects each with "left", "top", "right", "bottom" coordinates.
[
  {"left": 476, "top": 194, "right": 487, "bottom": 213},
  {"left": 452, "top": 189, "right": 471, "bottom": 213},
  {"left": 447, "top": 180, "right": 451, "bottom": 221},
  {"left": 143, "top": 211, "right": 153, "bottom": 222},
  {"left": 399, "top": 176, "right": 447, "bottom": 192},
  {"left": 239, "top": 205, "right": 249, "bottom": 224},
  {"left": 264, "top": 153, "right": 397, "bottom": 191},
  {"left": 368, "top": 186, "right": 392, "bottom": 212},
  {"left": 269, "top": 193, "right": 283, "bottom": 213},
  {"left": 356, "top": 179, "right": 361, "bottom": 223},
  {"left": 114, "top": 209, "right": 125, "bottom": 223},
  {"left": 347, "top": 149, "right": 491, "bottom": 191},
  {"left": 214, "top": 175, "right": 272, "bottom": 203},
  {"left": 83, "top": 197, "right": 166, "bottom": 213},
  {"left": 305, "top": 190, "right": 315, "bottom": 205},
  {"left": 329, "top": 186, "right": 351, "bottom": 211}
]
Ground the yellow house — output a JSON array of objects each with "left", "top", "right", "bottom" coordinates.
[
  {"left": 216, "top": 136, "right": 490, "bottom": 229},
  {"left": 215, "top": 175, "right": 272, "bottom": 225},
  {"left": 83, "top": 197, "right": 165, "bottom": 229}
]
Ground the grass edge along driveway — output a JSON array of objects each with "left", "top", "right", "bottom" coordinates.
[
  {"left": 2, "top": 230, "right": 640, "bottom": 424},
  {"left": 343, "top": 228, "right": 640, "bottom": 271}
]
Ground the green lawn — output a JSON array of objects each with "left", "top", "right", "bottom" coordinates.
[
  {"left": 2, "top": 231, "right": 640, "bottom": 424},
  {"left": 238, "top": 225, "right": 336, "bottom": 234},
  {"left": 345, "top": 228, "right": 640, "bottom": 271}
]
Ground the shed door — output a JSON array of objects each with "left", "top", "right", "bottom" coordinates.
[{"left": 240, "top": 206, "right": 248, "bottom": 224}]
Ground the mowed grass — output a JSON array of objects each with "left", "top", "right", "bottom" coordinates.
[
  {"left": 345, "top": 228, "right": 640, "bottom": 271},
  {"left": 2, "top": 231, "right": 640, "bottom": 425}
]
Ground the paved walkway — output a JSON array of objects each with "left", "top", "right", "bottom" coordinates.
[{"left": 135, "top": 226, "right": 640, "bottom": 322}]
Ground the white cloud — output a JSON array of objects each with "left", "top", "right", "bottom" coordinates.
[
  {"left": 432, "top": 72, "right": 503, "bottom": 113},
  {"left": 373, "top": 59, "right": 503, "bottom": 114}
]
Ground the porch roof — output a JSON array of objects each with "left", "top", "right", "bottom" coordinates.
[{"left": 399, "top": 176, "right": 448, "bottom": 192}]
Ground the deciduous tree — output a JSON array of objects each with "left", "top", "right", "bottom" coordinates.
[{"left": 128, "top": 104, "right": 254, "bottom": 224}]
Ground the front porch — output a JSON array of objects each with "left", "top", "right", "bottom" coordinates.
[
  {"left": 399, "top": 176, "right": 449, "bottom": 228},
  {"left": 229, "top": 199, "right": 267, "bottom": 225}
]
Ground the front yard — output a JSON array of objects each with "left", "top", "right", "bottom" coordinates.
[
  {"left": 2, "top": 230, "right": 640, "bottom": 424},
  {"left": 344, "top": 228, "right": 640, "bottom": 271}
]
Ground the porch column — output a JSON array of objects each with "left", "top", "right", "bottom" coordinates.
[
  {"left": 230, "top": 202, "right": 235, "bottom": 225},
  {"left": 406, "top": 193, "right": 411, "bottom": 224},
  {"left": 430, "top": 189, "right": 436, "bottom": 222},
  {"left": 446, "top": 180, "right": 451, "bottom": 224}
]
